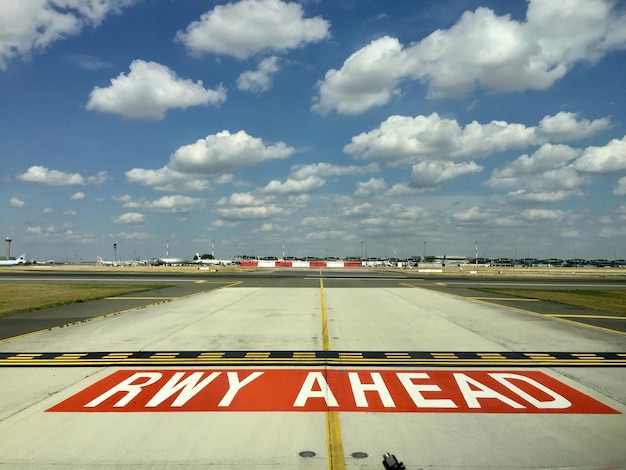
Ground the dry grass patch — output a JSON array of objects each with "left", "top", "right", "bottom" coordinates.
[
  {"left": 477, "top": 289, "right": 626, "bottom": 315},
  {"left": 0, "top": 284, "right": 167, "bottom": 317}
]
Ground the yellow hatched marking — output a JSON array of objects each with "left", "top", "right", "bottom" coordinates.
[
  {"left": 385, "top": 352, "right": 411, "bottom": 359},
  {"left": 55, "top": 353, "right": 87, "bottom": 359},
  {"left": 150, "top": 352, "right": 179, "bottom": 358},
  {"left": 293, "top": 352, "right": 317, "bottom": 358},
  {"left": 338, "top": 352, "right": 363, "bottom": 359},
  {"left": 7, "top": 354, "right": 42, "bottom": 359},
  {"left": 571, "top": 354, "right": 604, "bottom": 360},
  {"left": 525, "top": 353, "right": 556, "bottom": 360},
  {"left": 432, "top": 353, "right": 459, "bottom": 359},
  {"left": 477, "top": 353, "right": 507, "bottom": 359},
  {"left": 197, "top": 352, "right": 225, "bottom": 359},
  {"left": 245, "top": 352, "right": 271, "bottom": 358},
  {"left": 101, "top": 353, "right": 133, "bottom": 360}
]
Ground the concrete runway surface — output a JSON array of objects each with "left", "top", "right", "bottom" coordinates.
[{"left": 0, "top": 268, "right": 625, "bottom": 469}]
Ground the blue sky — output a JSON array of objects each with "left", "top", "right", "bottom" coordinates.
[{"left": 1, "top": 0, "right": 626, "bottom": 263}]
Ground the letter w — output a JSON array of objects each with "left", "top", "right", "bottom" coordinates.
[{"left": 146, "top": 372, "right": 221, "bottom": 407}]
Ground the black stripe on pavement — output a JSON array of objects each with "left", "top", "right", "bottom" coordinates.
[{"left": 0, "top": 351, "right": 624, "bottom": 367}]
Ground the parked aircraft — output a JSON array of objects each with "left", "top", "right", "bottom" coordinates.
[
  {"left": 154, "top": 256, "right": 189, "bottom": 266},
  {"left": 0, "top": 253, "right": 26, "bottom": 266},
  {"left": 96, "top": 256, "right": 116, "bottom": 266},
  {"left": 193, "top": 253, "right": 233, "bottom": 266}
]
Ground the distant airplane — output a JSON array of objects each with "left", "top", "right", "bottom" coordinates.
[
  {"left": 193, "top": 253, "right": 233, "bottom": 266},
  {"left": 155, "top": 255, "right": 189, "bottom": 266},
  {"left": 96, "top": 256, "right": 117, "bottom": 266},
  {"left": 0, "top": 253, "right": 27, "bottom": 266}
]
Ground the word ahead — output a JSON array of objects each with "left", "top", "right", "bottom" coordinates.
[{"left": 48, "top": 369, "right": 618, "bottom": 414}]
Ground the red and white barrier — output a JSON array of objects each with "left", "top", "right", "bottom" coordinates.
[{"left": 240, "top": 260, "right": 364, "bottom": 268}]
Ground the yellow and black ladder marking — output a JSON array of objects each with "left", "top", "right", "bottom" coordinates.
[{"left": 0, "top": 351, "right": 624, "bottom": 367}]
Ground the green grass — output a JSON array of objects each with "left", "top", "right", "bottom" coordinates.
[
  {"left": 475, "top": 289, "right": 626, "bottom": 315},
  {"left": 0, "top": 284, "right": 168, "bottom": 317}
]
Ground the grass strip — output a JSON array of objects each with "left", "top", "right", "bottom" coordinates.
[
  {"left": 0, "top": 284, "right": 169, "bottom": 317},
  {"left": 475, "top": 288, "right": 626, "bottom": 315}
]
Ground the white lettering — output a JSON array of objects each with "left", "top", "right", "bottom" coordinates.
[
  {"left": 349, "top": 372, "right": 395, "bottom": 408},
  {"left": 454, "top": 373, "right": 524, "bottom": 409},
  {"left": 85, "top": 372, "right": 162, "bottom": 408},
  {"left": 218, "top": 372, "right": 264, "bottom": 407},
  {"left": 490, "top": 373, "right": 572, "bottom": 409},
  {"left": 293, "top": 372, "right": 339, "bottom": 407},
  {"left": 397, "top": 373, "right": 457, "bottom": 408},
  {"left": 146, "top": 372, "right": 221, "bottom": 407}
]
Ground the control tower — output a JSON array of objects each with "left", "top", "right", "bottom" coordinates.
[{"left": 4, "top": 237, "right": 11, "bottom": 261}]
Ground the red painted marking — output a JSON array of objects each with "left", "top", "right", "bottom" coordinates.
[
  {"left": 47, "top": 369, "right": 619, "bottom": 414},
  {"left": 240, "top": 261, "right": 258, "bottom": 267},
  {"left": 309, "top": 261, "right": 327, "bottom": 267},
  {"left": 275, "top": 261, "right": 292, "bottom": 267}
]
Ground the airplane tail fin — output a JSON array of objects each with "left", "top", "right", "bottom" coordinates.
[
  {"left": 97, "top": 256, "right": 103, "bottom": 265},
  {"left": 17, "top": 253, "right": 26, "bottom": 264}
]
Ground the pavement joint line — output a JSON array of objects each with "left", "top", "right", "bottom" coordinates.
[{"left": 399, "top": 282, "right": 626, "bottom": 336}]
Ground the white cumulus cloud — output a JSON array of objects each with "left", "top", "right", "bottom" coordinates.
[
  {"left": 125, "top": 167, "right": 210, "bottom": 192},
  {"left": 314, "top": 0, "right": 626, "bottom": 115},
  {"left": 18, "top": 166, "right": 107, "bottom": 186},
  {"left": 614, "top": 177, "right": 626, "bottom": 196},
  {"left": 9, "top": 197, "right": 25, "bottom": 208},
  {"left": 176, "top": 0, "right": 330, "bottom": 60},
  {"left": 113, "top": 212, "right": 146, "bottom": 224},
  {"left": 217, "top": 204, "right": 286, "bottom": 220},
  {"left": 536, "top": 112, "right": 612, "bottom": 142},
  {"left": 143, "top": 195, "right": 205, "bottom": 213},
  {"left": 0, "top": 0, "right": 134, "bottom": 70},
  {"left": 262, "top": 176, "right": 325, "bottom": 195},
  {"left": 354, "top": 177, "right": 387, "bottom": 197},
  {"left": 170, "top": 130, "right": 296, "bottom": 174},
  {"left": 344, "top": 113, "right": 608, "bottom": 165},
  {"left": 573, "top": 135, "right": 626, "bottom": 173},
  {"left": 409, "top": 161, "right": 483, "bottom": 189},
  {"left": 86, "top": 60, "right": 226, "bottom": 120},
  {"left": 127, "top": 130, "right": 297, "bottom": 192},
  {"left": 237, "top": 56, "right": 281, "bottom": 93},
  {"left": 289, "top": 162, "right": 379, "bottom": 180}
]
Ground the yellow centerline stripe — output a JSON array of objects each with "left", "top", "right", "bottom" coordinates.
[
  {"left": 546, "top": 314, "right": 626, "bottom": 319},
  {"left": 320, "top": 273, "right": 345, "bottom": 470},
  {"left": 320, "top": 275, "right": 331, "bottom": 352}
]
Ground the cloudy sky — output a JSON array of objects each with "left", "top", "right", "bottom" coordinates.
[{"left": 1, "top": 0, "right": 626, "bottom": 263}]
